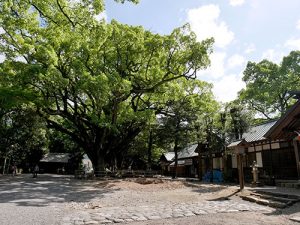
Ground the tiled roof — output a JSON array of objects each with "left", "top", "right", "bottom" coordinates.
[
  {"left": 40, "top": 153, "right": 70, "bottom": 163},
  {"left": 163, "top": 152, "right": 175, "bottom": 161},
  {"left": 242, "top": 120, "right": 277, "bottom": 142},
  {"left": 162, "top": 144, "right": 198, "bottom": 163},
  {"left": 227, "top": 140, "right": 245, "bottom": 148},
  {"left": 177, "top": 144, "right": 198, "bottom": 159}
]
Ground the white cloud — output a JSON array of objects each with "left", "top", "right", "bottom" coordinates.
[
  {"left": 261, "top": 49, "right": 285, "bottom": 63},
  {"left": 212, "top": 74, "right": 245, "bottom": 103},
  {"left": 244, "top": 43, "right": 256, "bottom": 54},
  {"left": 94, "top": 11, "right": 107, "bottom": 21},
  {"left": 229, "top": 0, "right": 245, "bottom": 7},
  {"left": 284, "top": 38, "right": 300, "bottom": 50},
  {"left": 187, "top": 4, "right": 234, "bottom": 48},
  {"left": 15, "top": 56, "right": 27, "bottom": 63},
  {"left": 227, "top": 54, "right": 246, "bottom": 69},
  {"left": 297, "top": 20, "right": 300, "bottom": 30},
  {"left": 198, "top": 52, "right": 227, "bottom": 79},
  {"left": 0, "top": 54, "right": 5, "bottom": 63}
]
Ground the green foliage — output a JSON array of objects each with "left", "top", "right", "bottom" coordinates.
[
  {"left": 239, "top": 51, "right": 300, "bottom": 119},
  {"left": 0, "top": 108, "right": 48, "bottom": 167},
  {"left": 157, "top": 79, "right": 218, "bottom": 150},
  {"left": 47, "top": 129, "right": 81, "bottom": 153},
  {"left": 224, "top": 100, "right": 253, "bottom": 141},
  {"left": 0, "top": 0, "right": 214, "bottom": 170}
]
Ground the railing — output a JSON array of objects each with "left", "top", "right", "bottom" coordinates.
[{"left": 74, "top": 169, "right": 159, "bottom": 179}]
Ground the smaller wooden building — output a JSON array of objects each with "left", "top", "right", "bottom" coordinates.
[
  {"left": 39, "top": 153, "right": 93, "bottom": 174},
  {"left": 160, "top": 152, "right": 175, "bottom": 176},
  {"left": 160, "top": 144, "right": 199, "bottom": 177},
  {"left": 39, "top": 153, "right": 71, "bottom": 174}
]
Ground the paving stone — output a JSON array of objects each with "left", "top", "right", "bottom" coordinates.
[
  {"left": 131, "top": 216, "right": 140, "bottom": 220},
  {"left": 184, "top": 212, "right": 196, "bottom": 217},
  {"left": 135, "top": 217, "right": 148, "bottom": 221},
  {"left": 74, "top": 221, "right": 84, "bottom": 225},
  {"left": 91, "top": 216, "right": 107, "bottom": 221},
  {"left": 65, "top": 197, "right": 273, "bottom": 224},
  {"left": 193, "top": 210, "right": 207, "bottom": 215},
  {"left": 172, "top": 214, "right": 184, "bottom": 218},
  {"left": 146, "top": 215, "right": 161, "bottom": 220},
  {"left": 159, "top": 214, "right": 172, "bottom": 219},
  {"left": 226, "top": 209, "right": 240, "bottom": 213},
  {"left": 112, "top": 218, "right": 124, "bottom": 223},
  {"left": 290, "top": 216, "right": 300, "bottom": 222},
  {"left": 99, "top": 220, "right": 113, "bottom": 224},
  {"left": 84, "top": 221, "right": 99, "bottom": 225}
]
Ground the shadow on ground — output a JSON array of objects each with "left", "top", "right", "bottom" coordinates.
[
  {"left": 0, "top": 174, "right": 118, "bottom": 207},
  {"left": 263, "top": 202, "right": 300, "bottom": 216},
  {"left": 184, "top": 182, "right": 228, "bottom": 194},
  {"left": 207, "top": 189, "right": 241, "bottom": 201}
]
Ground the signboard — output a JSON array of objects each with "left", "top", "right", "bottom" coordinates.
[{"left": 184, "top": 159, "right": 193, "bottom": 165}]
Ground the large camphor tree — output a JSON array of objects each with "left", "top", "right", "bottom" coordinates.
[
  {"left": 239, "top": 51, "right": 300, "bottom": 119},
  {"left": 0, "top": 0, "right": 213, "bottom": 171}
]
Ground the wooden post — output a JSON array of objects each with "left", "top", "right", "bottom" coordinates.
[
  {"left": 237, "top": 154, "right": 244, "bottom": 190},
  {"left": 210, "top": 153, "right": 214, "bottom": 183},
  {"left": 198, "top": 153, "right": 202, "bottom": 181},
  {"left": 293, "top": 140, "right": 300, "bottom": 179}
]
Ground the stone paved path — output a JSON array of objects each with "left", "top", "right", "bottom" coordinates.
[{"left": 61, "top": 200, "right": 271, "bottom": 225}]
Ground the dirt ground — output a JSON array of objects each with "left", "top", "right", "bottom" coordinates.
[{"left": 1, "top": 175, "right": 299, "bottom": 225}]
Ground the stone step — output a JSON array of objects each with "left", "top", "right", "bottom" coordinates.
[
  {"left": 278, "top": 182, "right": 300, "bottom": 189},
  {"left": 275, "top": 180, "right": 300, "bottom": 189},
  {"left": 250, "top": 193, "right": 298, "bottom": 205},
  {"left": 254, "top": 190, "right": 300, "bottom": 200},
  {"left": 240, "top": 195, "right": 287, "bottom": 208}
]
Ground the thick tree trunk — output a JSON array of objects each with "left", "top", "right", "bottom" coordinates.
[
  {"left": 88, "top": 146, "right": 106, "bottom": 175},
  {"left": 94, "top": 155, "right": 105, "bottom": 173}
]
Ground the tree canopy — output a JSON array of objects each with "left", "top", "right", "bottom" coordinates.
[
  {"left": 239, "top": 51, "right": 300, "bottom": 119},
  {"left": 0, "top": 0, "right": 214, "bottom": 171}
]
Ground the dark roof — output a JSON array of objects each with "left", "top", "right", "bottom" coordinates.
[
  {"left": 40, "top": 153, "right": 70, "bottom": 163},
  {"left": 227, "top": 120, "right": 277, "bottom": 147},
  {"left": 264, "top": 100, "right": 300, "bottom": 140},
  {"left": 242, "top": 120, "right": 277, "bottom": 143},
  {"left": 161, "top": 144, "right": 198, "bottom": 164},
  {"left": 178, "top": 144, "right": 198, "bottom": 159},
  {"left": 169, "top": 160, "right": 185, "bottom": 166}
]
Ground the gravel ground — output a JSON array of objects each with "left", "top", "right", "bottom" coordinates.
[
  {"left": 0, "top": 174, "right": 299, "bottom": 225},
  {"left": 0, "top": 174, "right": 73, "bottom": 225}
]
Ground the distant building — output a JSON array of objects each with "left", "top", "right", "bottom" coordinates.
[
  {"left": 39, "top": 153, "right": 93, "bottom": 174},
  {"left": 160, "top": 152, "right": 175, "bottom": 175},
  {"left": 160, "top": 144, "right": 199, "bottom": 177}
]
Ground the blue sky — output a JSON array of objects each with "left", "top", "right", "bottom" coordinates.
[{"left": 104, "top": 0, "right": 300, "bottom": 102}]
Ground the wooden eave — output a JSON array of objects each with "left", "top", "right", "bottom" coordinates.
[
  {"left": 227, "top": 139, "right": 248, "bottom": 149},
  {"left": 264, "top": 100, "right": 300, "bottom": 140}
]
